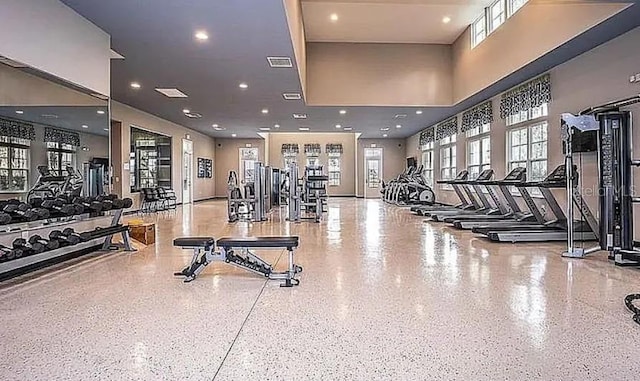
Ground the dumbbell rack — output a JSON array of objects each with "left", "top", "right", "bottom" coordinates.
[{"left": 0, "top": 209, "right": 134, "bottom": 281}]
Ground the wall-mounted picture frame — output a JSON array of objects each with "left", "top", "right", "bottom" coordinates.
[{"left": 197, "top": 158, "right": 213, "bottom": 178}]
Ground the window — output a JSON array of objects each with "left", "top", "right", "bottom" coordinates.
[
  {"left": 283, "top": 154, "right": 297, "bottom": 170},
  {"left": 306, "top": 156, "right": 320, "bottom": 168},
  {"left": 239, "top": 147, "right": 259, "bottom": 183},
  {"left": 0, "top": 137, "right": 30, "bottom": 193},
  {"left": 467, "top": 123, "right": 491, "bottom": 179},
  {"left": 440, "top": 136, "right": 457, "bottom": 188},
  {"left": 46, "top": 142, "right": 76, "bottom": 177},
  {"left": 508, "top": 0, "right": 528, "bottom": 17},
  {"left": 507, "top": 122, "right": 548, "bottom": 182},
  {"left": 421, "top": 142, "right": 434, "bottom": 187},
  {"left": 489, "top": 0, "right": 506, "bottom": 33},
  {"left": 506, "top": 103, "right": 548, "bottom": 126},
  {"left": 328, "top": 153, "right": 341, "bottom": 187},
  {"left": 472, "top": 14, "right": 487, "bottom": 47}
]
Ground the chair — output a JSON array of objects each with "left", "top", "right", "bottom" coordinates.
[
  {"left": 141, "top": 188, "right": 161, "bottom": 212},
  {"left": 156, "top": 187, "right": 177, "bottom": 210}
]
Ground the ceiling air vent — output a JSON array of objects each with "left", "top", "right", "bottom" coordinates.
[
  {"left": 394, "top": 114, "right": 407, "bottom": 119},
  {"left": 185, "top": 112, "right": 202, "bottom": 119},
  {"left": 155, "top": 88, "right": 189, "bottom": 98},
  {"left": 292, "top": 113, "right": 307, "bottom": 120},
  {"left": 283, "top": 92, "right": 302, "bottom": 100},
  {"left": 267, "top": 56, "right": 293, "bottom": 68}
]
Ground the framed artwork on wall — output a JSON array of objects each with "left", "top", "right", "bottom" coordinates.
[{"left": 197, "top": 158, "right": 213, "bottom": 178}]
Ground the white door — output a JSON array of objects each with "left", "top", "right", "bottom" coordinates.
[
  {"left": 239, "top": 147, "right": 259, "bottom": 184},
  {"left": 364, "top": 148, "right": 383, "bottom": 198},
  {"left": 182, "top": 139, "right": 193, "bottom": 204}
]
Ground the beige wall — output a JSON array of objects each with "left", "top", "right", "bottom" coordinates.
[
  {"left": 306, "top": 43, "right": 452, "bottom": 106},
  {"left": 407, "top": 25, "right": 640, "bottom": 215},
  {"left": 283, "top": 0, "right": 307, "bottom": 97},
  {"left": 268, "top": 132, "right": 356, "bottom": 196},
  {"left": 110, "top": 101, "right": 216, "bottom": 208},
  {"left": 452, "top": 1, "right": 628, "bottom": 103},
  {"left": 214, "top": 138, "right": 266, "bottom": 198},
  {"left": 356, "top": 138, "right": 406, "bottom": 197}
]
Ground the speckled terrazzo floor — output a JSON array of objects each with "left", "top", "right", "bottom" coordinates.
[{"left": 1, "top": 198, "right": 640, "bottom": 381}]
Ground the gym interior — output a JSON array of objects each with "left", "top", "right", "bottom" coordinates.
[{"left": 1, "top": 0, "right": 640, "bottom": 379}]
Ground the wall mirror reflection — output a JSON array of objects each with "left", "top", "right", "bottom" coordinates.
[{"left": 129, "top": 127, "right": 172, "bottom": 192}]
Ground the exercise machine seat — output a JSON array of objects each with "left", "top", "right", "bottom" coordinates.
[
  {"left": 216, "top": 236, "right": 299, "bottom": 249},
  {"left": 173, "top": 237, "right": 215, "bottom": 248}
]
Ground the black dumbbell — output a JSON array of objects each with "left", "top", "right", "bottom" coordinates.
[
  {"left": 72, "top": 197, "right": 103, "bottom": 213},
  {"left": 0, "top": 211, "right": 11, "bottom": 225},
  {"left": 96, "top": 194, "right": 126, "bottom": 209},
  {"left": 28, "top": 235, "right": 60, "bottom": 251},
  {"left": 49, "top": 230, "right": 81, "bottom": 246},
  {"left": 2, "top": 202, "right": 39, "bottom": 221},
  {"left": 41, "top": 199, "right": 77, "bottom": 216},
  {"left": 12, "top": 238, "right": 45, "bottom": 255},
  {"left": 62, "top": 228, "right": 85, "bottom": 243},
  {"left": 1, "top": 244, "right": 23, "bottom": 261}
]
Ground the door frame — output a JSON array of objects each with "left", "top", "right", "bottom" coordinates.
[
  {"left": 364, "top": 147, "right": 384, "bottom": 199},
  {"left": 182, "top": 139, "right": 193, "bottom": 204}
]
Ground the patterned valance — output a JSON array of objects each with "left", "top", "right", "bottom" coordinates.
[
  {"left": 44, "top": 127, "right": 81, "bottom": 146},
  {"left": 0, "top": 117, "right": 36, "bottom": 141},
  {"left": 419, "top": 127, "right": 435, "bottom": 148},
  {"left": 304, "top": 143, "right": 321, "bottom": 156},
  {"left": 281, "top": 143, "right": 299, "bottom": 155},
  {"left": 461, "top": 101, "right": 493, "bottom": 132},
  {"left": 326, "top": 143, "right": 343, "bottom": 154},
  {"left": 435, "top": 117, "right": 458, "bottom": 140},
  {"left": 499, "top": 74, "right": 551, "bottom": 119}
]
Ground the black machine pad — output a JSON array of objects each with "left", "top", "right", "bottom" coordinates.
[
  {"left": 173, "top": 237, "right": 215, "bottom": 248},
  {"left": 217, "top": 236, "right": 299, "bottom": 249}
]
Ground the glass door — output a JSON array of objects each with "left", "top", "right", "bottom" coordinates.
[
  {"left": 239, "top": 147, "right": 259, "bottom": 184},
  {"left": 182, "top": 139, "right": 193, "bottom": 204},
  {"left": 364, "top": 148, "right": 383, "bottom": 198}
]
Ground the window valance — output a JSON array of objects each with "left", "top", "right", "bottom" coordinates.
[
  {"left": 499, "top": 74, "right": 551, "bottom": 119},
  {"left": 461, "top": 101, "right": 493, "bottom": 132},
  {"left": 44, "top": 127, "right": 80, "bottom": 146},
  {"left": 304, "top": 143, "right": 321, "bottom": 156},
  {"left": 281, "top": 143, "right": 299, "bottom": 155},
  {"left": 419, "top": 127, "right": 435, "bottom": 148},
  {"left": 435, "top": 116, "right": 459, "bottom": 140},
  {"left": 325, "top": 143, "right": 343, "bottom": 154},
  {"left": 0, "top": 117, "right": 36, "bottom": 141}
]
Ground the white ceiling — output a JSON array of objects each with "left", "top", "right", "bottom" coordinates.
[{"left": 302, "top": 0, "right": 496, "bottom": 44}]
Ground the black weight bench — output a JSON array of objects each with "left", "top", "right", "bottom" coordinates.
[{"left": 173, "top": 236, "right": 302, "bottom": 287}]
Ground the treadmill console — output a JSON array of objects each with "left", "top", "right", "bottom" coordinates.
[
  {"left": 503, "top": 167, "right": 527, "bottom": 182},
  {"left": 436, "top": 169, "right": 469, "bottom": 184},
  {"left": 476, "top": 169, "right": 494, "bottom": 181},
  {"left": 538, "top": 165, "right": 569, "bottom": 187}
]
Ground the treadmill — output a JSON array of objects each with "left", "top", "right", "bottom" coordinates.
[
  {"left": 426, "top": 169, "right": 496, "bottom": 221},
  {"left": 473, "top": 165, "right": 598, "bottom": 242},
  {"left": 449, "top": 167, "right": 539, "bottom": 229},
  {"left": 411, "top": 170, "right": 473, "bottom": 215}
]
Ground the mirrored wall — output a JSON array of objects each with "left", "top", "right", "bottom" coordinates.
[
  {"left": 129, "top": 127, "right": 172, "bottom": 192},
  {"left": 0, "top": 61, "right": 110, "bottom": 200}
]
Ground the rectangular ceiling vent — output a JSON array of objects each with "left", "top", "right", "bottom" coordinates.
[
  {"left": 0, "top": 56, "right": 27, "bottom": 68},
  {"left": 283, "top": 92, "right": 302, "bottom": 100},
  {"left": 155, "top": 88, "right": 189, "bottom": 98},
  {"left": 394, "top": 114, "right": 407, "bottom": 119},
  {"left": 267, "top": 56, "right": 293, "bottom": 68},
  {"left": 185, "top": 112, "right": 202, "bottom": 119},
  {"left": 292, "top": 113, "right": 307, "bottom": 120}
]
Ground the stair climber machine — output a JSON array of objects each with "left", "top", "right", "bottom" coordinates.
[
  {"left": 411, "top": 170, "right": 471, "bottom": 216},
  {"left": 471, "top": 164, "right": 597, "bottom": 243},
  {"left": 424, "top": 169, "right": 496, "bottom": 222}
]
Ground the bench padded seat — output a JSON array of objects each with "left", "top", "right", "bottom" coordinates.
[
  {"left": 217, "top": 236, "right": 299, "bottom": 249},
  {"left": 173, "top": 237, "right": 215, "bottom": 248}
]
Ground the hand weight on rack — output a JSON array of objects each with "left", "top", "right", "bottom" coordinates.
[
  {"left": 49, "top": 230, "right": 81, "bottom": 246},
  {"left": 1, "top": 244, "right": 23, "bottom": 261},
  {"left": 62, "top": 228, "right": 85, "bottom": 243},
  {"left": 28, "top": 235, "right": 60, "bottom": 251},
  {"left": 12, "top": 238, "right": 45, "bottom": 255}
]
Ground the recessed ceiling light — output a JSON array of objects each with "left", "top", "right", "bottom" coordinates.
[
  {"left": 335, "top": 124, "right": 342, "bottom": 128},
  {"left": 383, "top": 134, "right": 388, "bottom": 137},
  {"left": 396, "top": 124, "right": 402, "bottom": 129},
  {"left": 82, "top": 125, "right": 88, "bottom": 129},
  {"left": 416, "top": 110, "right": 423, "bottom": 115},
  {"left": 103, "top": 128, "right": 109, "bottom": 131},
  {"left": 214, "top": 127, "right": 226, "bottom": 131},
  {"left": 442, "top": 16, "right": 451, "bottom": 24},
  {"left": 212, "top": 124, "right": 218, "bottom": 128},
  {"left": 195, "top": 30, "right": 209, "bottom": 41},
  {"left": 261, "top": 108, "right": 269, "bottom": 114},
  {"left": 239, "top": 82, "right": 248, "bottom": 89},
  {"left": 15, "top": 110, "right": 24, "bottom": 114},
  {"left": 259, "top": 127, "right": 271, "bottom": 131},
  {"left": 344, "top": 127, "right": 353, "bottom": 131},
  {"left": 274, "top": 124, "right": 280, "bottom": 128},
  {"left": 330, "top": 13, "right": 338, "bottom": 22},
  {"left": 130, "top": 82, "right": 141, "bottom": 89},
  {"left": 339, "top": 109, "right": 347, "bottom": 115},
  {"left": 97, "top": 110, "right": 105, "bottom": 115},
  {"left": 182, "top": 109, "right": 190, "bottom": 114},
  {"left": 381, "top": 127, "right": 390, "bottom": 131},
  {"left": 231, "top": 133, "right": 237, "bottom": 137},
  {"left": 299, "top": 127, "right": 310, "bottom": 131}
]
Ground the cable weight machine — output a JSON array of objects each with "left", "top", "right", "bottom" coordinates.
[{"left": 561, "top": 95, "right": 640, "bottom": 265}]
